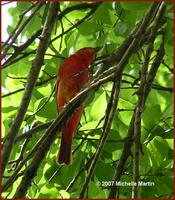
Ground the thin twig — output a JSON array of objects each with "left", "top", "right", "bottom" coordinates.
[
  {"left": 2, "top": 50, "right": 36, "bottom": 69},
  {"left": 108, "top": 35, "right": 165, "bottom": 199},
  {"left": 8, "top": 138, "right": 30, "bottom": 170},
  {"left": 2, "top": 2, "right": 39, "bottom": 49},
  {"left": 162, "top": 60, "right": 174, "bottom": 74},
  {"left": 58, "top": 3, "right": 64, "bottom": 51},
  {"left": 132, "top": 3, "right": 165, "bottom": 198},
  {"left": 2, "top": 3, "right": 100, "bottom": 69},
  {"left": 2, "top": 2, "right": 59, "bottom": 177},
  {"left": 49, "top": 3, "right": 101, "bottom": 44},
  {"left": 2, "top": 3, "right": 44, "bottom": 60},
  {"left": 14, "top": 122, "right": 52, "bottom": 144},
  {"left": 2, "top": 28, "right": 42, "bottom": 68},
  {"left": 2, "top": 30, "right": 145, "bottom": 195},
  {"left": 79, "top": 2, "right": 158, "bottom": 195},
  {"left": 2, "top": 76, "right": 56, "bottom": 98},
  {"left": 66, "top": 157, "right": 93, "bottom": 192},
  {"left": 24, "top": 83, "right": 56, "bottom": 121},
  {"left": 1, "top": 1, "right": 14, "bottom": 6}
]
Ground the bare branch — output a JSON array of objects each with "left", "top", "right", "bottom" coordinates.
[
  {"left": 108, "top": 35, "right": 165, "bottom": 199},
  {"left": 2, "top": 2, "right": 101, "bottom": 69},
  {"left": 49, "top": 3, "right": 101, "bottom": 44},
  {"left": 2, "top": 2, "right": 39, "bottom": 49},
  {"left": 1, "top": 1, "right": 14, "bottom": 6},
  {"left": 2, "top": 50, "right": 36, "bottom": 69},
  {"left": 2, "top": 75, "right": 56, "bottom": 98},
  {"left": 8, "top": 138, "right": 30, "bottom": 170},
  {"left": 132, "top": 3, "right": 165, "bottom": 198},
  {"left": 4, "top": 25, "right": 147, "bottom": 195},
  {"left": 162, "top": 60, "right": 174, "bottom": 74},
  {"left": 79, "top": 3, "right": 161, "bottom": 197},
  {"left": 2, "top": 2, "right": 59, "bottom": 176},
  {"left": 2, "top": 30, "right": 42, "bottom": 68},
  {"left": 2, "top": 3, "right": 44, "bottom": 60},
  {"left": 14, "top": 122, "right": 52, "bottom": 144}
]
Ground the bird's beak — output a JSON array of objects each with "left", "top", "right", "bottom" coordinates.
[{"left": 94, "top": 47, "right": 102, "bottom": 52}]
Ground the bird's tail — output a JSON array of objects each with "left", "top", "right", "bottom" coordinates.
[
  {"left": 56, "top": 106, "right": 83, "bottom": 165},
  {"left": 56, "top": 136, "right": 72, "bottom": 165}
]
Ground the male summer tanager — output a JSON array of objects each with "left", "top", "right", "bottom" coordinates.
[{"left": 56, "top": 47, "right": 100, "bottom": 165}]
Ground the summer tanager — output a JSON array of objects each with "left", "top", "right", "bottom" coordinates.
[{"left": 56, "top": 47, "right": 100, "bottom": 165}]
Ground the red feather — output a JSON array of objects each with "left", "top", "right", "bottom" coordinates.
[{"left": 56, "top": 47, "right": 100, "bottom": 165}]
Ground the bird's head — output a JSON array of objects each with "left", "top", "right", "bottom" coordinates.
[
  {"left": 77, "top": 47, "right": 101, "bottom": 55},
  {"left": 75, "top": 47, "right": 101, "bottom": 63}
]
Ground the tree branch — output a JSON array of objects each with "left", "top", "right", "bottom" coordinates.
[
  {"left": 2, "top": 3, "right": 44, "bottom": 60},
  {"left": 1, "top": 58, "right": 118, "bottom": 193},
  {"left": 2, "top": 31, "right": 165, "bottom": 195},
  {"left": 108, "top": 34, "right": 165, "bottom": 198},
  {"left": 79, "top": 3, "right": 161, "bottom": 198},
  {"left": 132, "top": 3, "right": 165, "bottom": 198},
  {"left": 2, "top": 2, "right": 59, "bottom": 176},
  {"left": 14, "top": 122, "right": 52, "bottom": 144},
  {"left": 2, "top": 2, "right": 101, "bottom": 69},
  {"left": 2, "top": 75, "right": 56, "bottom": 98},
  {"left": 2, "top": 30, "right": 42, "bottom": 68},
  {"left": 5, "top": 18, "right": 151, "bottom": 194},
  {"left": 49, "top": 2, "right": 101, "bottom": 44},
  {"left": 2, "top": 2, "right": 40, "bottom": 50},
  {"left": 12, "top": 74, "right": 117, "bottom": 197}
]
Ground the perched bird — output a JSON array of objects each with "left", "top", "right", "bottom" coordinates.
[{"left": 56, "top": 47, "right": 100, "bottom": 165}]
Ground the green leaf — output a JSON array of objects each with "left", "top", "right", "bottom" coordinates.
[
  {"left": 88, "top": 182, "right": 105, "bottom": 198},
  {"left": 95, "top": 33, "right": 108, "bottom": 47},
  {"left": 165, "top": 19, "right": 173, "bottom": 45},
  {"left": 5, "top": 56, "right": 30, "bottom": 76},
  {"left": 7, "top": 25, "right": 14, "bottom": 36},
  {"left": 93, "top": 3, "right": 112, "bottom": 25},
  {"left": 37, "top": 83, "right": 52, "bottom": 97},
  {"left": 91, "top": 92, "right": 108, "bottom": 121},
  {"left": 2, "top": 106, "right": 17, "bottom": 114},
  {"left": 44, "top": 161, "right": 58, "bottom": 181},
  {"left": 37, "top": 186, "right": 61, "bottom": 198},
  {"left": 23, "top": 16, "right": 42, "bottom": 38},
  {"left": 16, "top": 2, "right": 32, "bottom": 12},
  {"left": 59, "top": 190, "right": 70, "bottom": 198},
  {"left": 79, "top": 21, "right": 102, "bottom": 35},
  {"left": 8, "top": 7, "right": 18, "bottom": 18},
  {"left": 44, "top": 56, "right": 64, "bottom": 76},
  {"left": 35, "top": 97, "right": 57, "bottom": 122},
  {"left": 140, "top": 145, "right": 152, "bottom": 174},
  {"left": 143, "top": 105, "right": 162, "bottom": 129},
  {"left": 64, "top": 30, "right": 77, "bottom": 49},
  {"left": 114, "top": 21, "right": 128, "bottom": 36},
  {"left": 166, "top": 139, "right": 173, "bottom": 150},
  {"left": 140, "top": 177, "right": 158, "bottom": 198},
  {"left": 153, "top": 172, "right": 173, "bottom": 196},
  {"left": 145, "top": 125, "right": 165, "bottom": 142},
  {"left": 79, "top": 121, "right": 103, "bottom": 131},
  {"left": 120, "top": 2, "right": 151, "bottom": 11},
  {"left": 147, "top": 136, "right": 169, "bottom": 168},
  {"left": 63, "top": 153, "right": 83, "bottom": 185}
]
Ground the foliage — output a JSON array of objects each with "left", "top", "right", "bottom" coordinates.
[{"left": 1, "top": 1, "right": 173, "bottom": 199}]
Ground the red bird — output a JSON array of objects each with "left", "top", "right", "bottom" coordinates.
[{"left": 56, "top": 47, "right": 100, "bottom": 165}]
